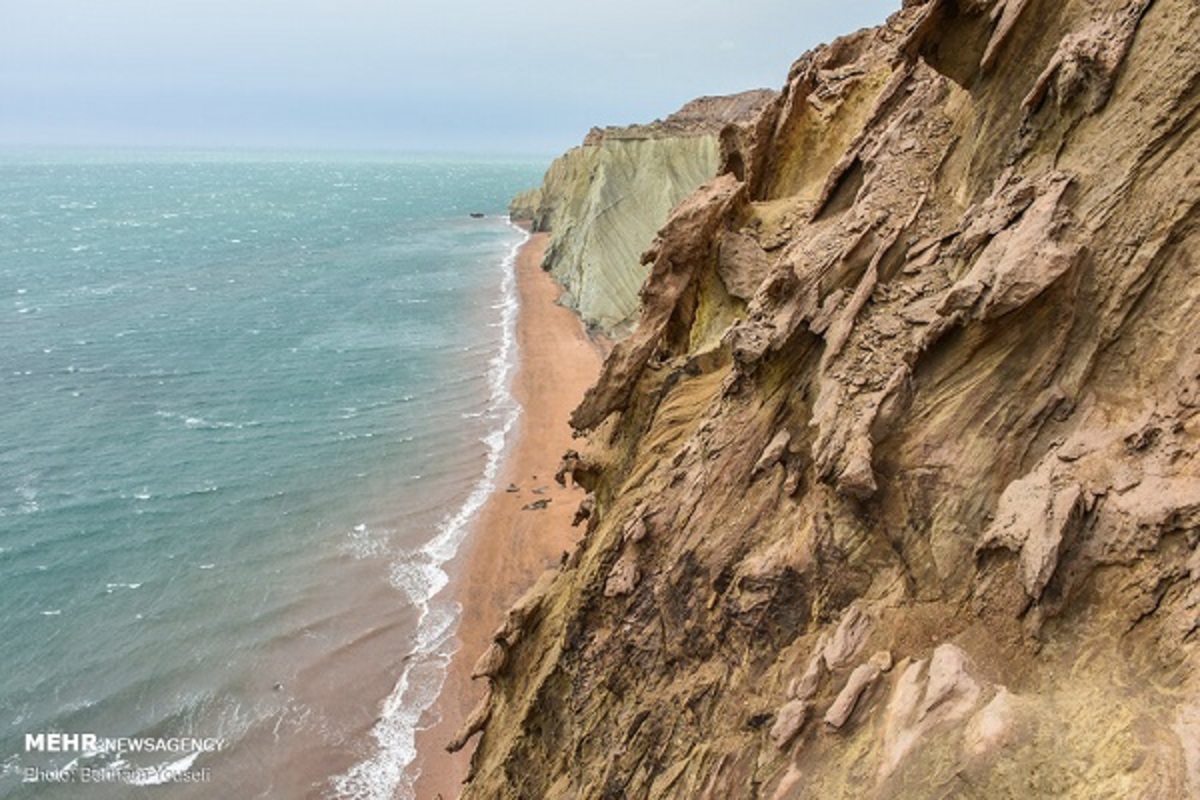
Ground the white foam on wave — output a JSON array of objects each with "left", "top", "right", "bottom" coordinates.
[
  {"left": 156, "top": 409, "right": 262, "bottom": 431},
  {"left": 331, "top": 223, "right": 527, "bottom": 800},
  {"left": 342, "top": 523, "right": 392, "bottom": 560},
  {"left": 13, "top": 482, "right": 41, "bottom": 515}
]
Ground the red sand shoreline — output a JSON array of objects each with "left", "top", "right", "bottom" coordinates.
[{"left": 411, "top": 231, "right": 603, "bottom": 799}]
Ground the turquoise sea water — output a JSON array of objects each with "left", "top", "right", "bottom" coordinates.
[{"left": 0, "top": 152, "right": 545, "bottom": 798}]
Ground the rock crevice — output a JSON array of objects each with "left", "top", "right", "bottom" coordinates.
[{"left": 470, "top": 0, "right": 1200, "bottom": 796}]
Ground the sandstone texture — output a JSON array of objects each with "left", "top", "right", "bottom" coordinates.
[
  {"left": 510, "top": 91, "right": 776, "bottom": 336},
  {"left": 465, "top": 0, "right": 1200, "bottom": 797}
]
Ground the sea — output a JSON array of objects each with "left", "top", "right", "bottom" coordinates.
[{"left": 0, "top": 150, "right": 547, "bottom": 799}]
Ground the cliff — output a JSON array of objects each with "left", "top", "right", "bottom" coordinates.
[
  {"left": 464, "top": 0, "right": 1200, "bottom": 797},
  {"left": 511, "top": 90, "right": 776, "bottom": 336}
]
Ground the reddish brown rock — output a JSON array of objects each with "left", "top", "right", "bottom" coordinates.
[
  {"left": 461, "top": 1, "right": 1200, "bottom": 797},
  {"left": 824, "top": 661, "right": 883, "bottom": 730},
  {"left": 770, "top": 699, "right": 810, "bottom": 749}
]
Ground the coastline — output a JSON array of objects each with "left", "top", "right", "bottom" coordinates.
[{"left": 411, "top": 230, "right": 604, "bottom": 798}]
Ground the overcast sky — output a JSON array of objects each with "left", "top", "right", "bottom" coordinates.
[{"left": 0, "top": 1, "right": 898, "bottom": 154}]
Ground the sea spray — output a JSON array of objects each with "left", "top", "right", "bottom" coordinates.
[{"left": 330, "top": 225, "right": 527, "bottom": 800}]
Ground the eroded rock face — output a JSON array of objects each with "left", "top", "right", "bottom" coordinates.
[
  {"left": 823, "top": 605, "right": 873, "bottom": 671},
  {"left": 876, "top": 644, "right": 986, "bottom": 778},
  {"left": 464, "top": 0, "right": 1200, "bottom": 796},
  {"left": 824, "top": 660, "right": 884, "bottom": 730},
  {"left": 769, "top": 699, "right": 810, "bottom": 749},
  {"left": 509, "top": 90, "right": 776, "bottom": 336}
]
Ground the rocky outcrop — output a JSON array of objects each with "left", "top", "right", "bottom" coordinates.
[
  {"left": 467, "top": 0, "right": 1200, "bottom": 797},
  {"left": 510, "top": 90, "right": 776, "bottom": 336}
]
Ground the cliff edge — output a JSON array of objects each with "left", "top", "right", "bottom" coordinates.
[
  {"left": 465, "top": 0, "right": 1199, "bottom": 797},
  {"left": 511, "top": 90, "right": 776, "bottom": 336}
]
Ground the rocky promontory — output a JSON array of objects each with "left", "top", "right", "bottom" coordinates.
[
  {"left": 510, "top": 90, "right": 776, "bottom": 336},
  {"left": 469, "top": 0, "right": 1199, "bottom": 797}
]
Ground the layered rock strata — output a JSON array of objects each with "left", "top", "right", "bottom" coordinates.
[
  {"left": 511, "top": 90, "right": 776, "bottom": 336},
  {"left": 467, "top": 0, "right": 1199, "bottom": 796}
]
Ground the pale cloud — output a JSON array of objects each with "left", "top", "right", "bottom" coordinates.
[{"left": 0, "top": 1, "right": 898, "bottom": 153}]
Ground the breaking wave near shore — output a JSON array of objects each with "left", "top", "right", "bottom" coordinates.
[{"left": 332, "top": 226, "right": 527, "bottom": 800}]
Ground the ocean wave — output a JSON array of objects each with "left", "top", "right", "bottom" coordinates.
[
  {"left": 341, "top": 523, "right": 392, "bottom": 560},
  {"left": 175, "top": 484, "right": 221, "bottom": 499},
  {"left": 15, "top": 483, "right": 40, "bottom": 515},
  {"left": 331, "top": 223, "right": 526, "bottom": 800},
  {"left": 155, "top": 409, "right": 264, "bottom": 431}
]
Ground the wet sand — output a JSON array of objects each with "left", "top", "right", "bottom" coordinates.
[{"left": 412, "top": 231, "right": 603, "bottom": 799}]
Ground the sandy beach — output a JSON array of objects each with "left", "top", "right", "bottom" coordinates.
[{"left": 412, "top": 231, "right": 603, "bottom": 799}]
